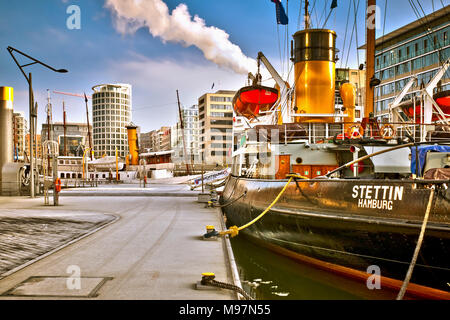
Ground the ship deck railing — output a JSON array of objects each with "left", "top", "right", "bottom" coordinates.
[{"left": 244, "top": 122, "right": 450, "bottom": 145}]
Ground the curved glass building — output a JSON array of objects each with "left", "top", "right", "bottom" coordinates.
[{"left": 92, "top": 83, "right": 132, "bottom": 158}]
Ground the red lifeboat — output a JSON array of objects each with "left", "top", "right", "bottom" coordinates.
[
  {"left": 406, "top": 90, "right": 450, "bottom": 122},
  {"left": 435, "top": 90, "right": 450, "bottom": 108},
  {"left": 232, "top": 85, "right": 279, "bottom": 119}
]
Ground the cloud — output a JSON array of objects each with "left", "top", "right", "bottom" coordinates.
[{"left": 104, "top": 0, "right": 258, "bottom": 75}]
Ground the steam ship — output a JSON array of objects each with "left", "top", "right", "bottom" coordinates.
[{"left": 221, "top": 2, "right": 450, "bottom": 298}]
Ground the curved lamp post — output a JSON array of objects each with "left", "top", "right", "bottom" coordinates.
[{"left": 7, "top": 46, "right": 68, "bottom": 197}]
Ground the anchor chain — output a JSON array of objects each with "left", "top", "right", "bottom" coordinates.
[{"left": 201, "top": 273, "right": 253, "bottom": 300}]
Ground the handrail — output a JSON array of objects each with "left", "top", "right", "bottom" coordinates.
[{"left": 324, "top": 139, "right": 450, "bottom": 178}]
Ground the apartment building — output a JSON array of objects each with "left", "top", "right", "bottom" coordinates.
[{"left": 198, "top": 90, "right": 235, "bottom": 165}]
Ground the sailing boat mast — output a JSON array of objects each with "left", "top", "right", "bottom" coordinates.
[
  {"left": 365, "top": 0, "right": 377, "bottom": 118},
  {"left": 304, "top": 0, "right": 310, "bottom": 29}
]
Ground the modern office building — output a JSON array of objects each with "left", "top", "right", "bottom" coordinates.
[
  {"left": 198, "top": 90, "right": 235, "bottom": 165},
  {"left": 334, "top": 68, "right": 365, "bottom": 122},
  {"left": 370, "top": 6, "right": 450, "bottom": 119},
  {"left": 41, "top": 122, "right": 92, "bottom": 156},
  {"left": 25, "top": 133, "right": 41, "bottom": 160},
  {"left": 154, "top": 126, "right": 171, "bottom": 152},
  {"left": 12, "top": 111, "right": 27, "bottom": 161},
  {"left": 172, "top": 104, "right": 200, "bottom": 163},
  {"left": 158, "top": 126, "right": 171, "bottom": 152},
  {"left": 139, "top": 131, "right": 152, "bottom": 153},
  {"left": 335, "top": 68, "right": 366, "bottom": 107},
  {"left": 140, "top": 126, "right": 171, "bottom": 153},
  {"left": 91, "top": 83, "right": 132, "bottom": 158}
]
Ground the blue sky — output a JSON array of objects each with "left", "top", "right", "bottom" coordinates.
[{"left": 0, "top": 0, "right": 446, "bottom": 132}]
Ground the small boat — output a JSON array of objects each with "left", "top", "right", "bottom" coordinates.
[
  {"left": 405, "top": 89, "right": 450, "bottom": 121},
  {"left": 435, "top": 90, "right": 450, "bottom": 109},
  {"left": 232, "top": 85, "right": 279, "bottom": 119},
  {"left": 88, "top": 156, "right": 125, "bottom": 171}
]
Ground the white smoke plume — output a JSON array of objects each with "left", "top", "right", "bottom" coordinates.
[{"left": 104, "top": 0, "right": 257, "bottom": 75}]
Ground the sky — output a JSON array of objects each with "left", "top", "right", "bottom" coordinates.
[{"left": 0, "top": 0, "right": 447, "bottom": 132}]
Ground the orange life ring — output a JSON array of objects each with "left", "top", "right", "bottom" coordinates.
[
  {"left": 55, "top": 178, "right": 62, "bottom": 193},
  {"left": 347, "top": 124, "right": 363, "bottom": 139},
  {"left": 380, "top": 124, "right": 395, "bottom": 140}
]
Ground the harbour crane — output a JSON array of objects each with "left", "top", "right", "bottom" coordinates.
[{"left": 53, "top": 90, "right": 93, "bottom": 159}]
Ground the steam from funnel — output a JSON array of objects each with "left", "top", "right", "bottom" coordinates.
[{"left": 105, "top": 0, "right": 257, "bottom": 75}]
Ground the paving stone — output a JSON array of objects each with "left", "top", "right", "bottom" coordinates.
[{"left": 0, "top": 213, "right": 115, "bottom": 276}]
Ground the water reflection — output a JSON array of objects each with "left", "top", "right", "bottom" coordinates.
[{"left": 230, "top": 235, "right": 397, "bottom": 300}]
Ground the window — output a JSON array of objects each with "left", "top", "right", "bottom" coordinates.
[
  {"left": 210, "top": 119, "right": 233, "bottom": 126},
  {"left": 424, "top": 39, "right": 428, "bottom": 51},
  {"left": 406, "top": 46, "right": 410, "bottom": 57},
  {"left": 211, "top": 143, "right": 230, "bottom": 149},
  {"left": 211, "top": 151, "right": 227, "bottom": 156},
  {"left": 388, "top": 68, "right": 394, "bottom": 78},
  {"left": 210, "top": 96, "right": 233, "bottom": 102}
]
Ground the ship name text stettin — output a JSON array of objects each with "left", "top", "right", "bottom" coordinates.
[{"left": 352, "top": 185, "right": 404, "bottom": 211}]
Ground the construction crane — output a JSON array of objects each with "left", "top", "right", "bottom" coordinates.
[{"left": 53, "top": 90, "right": 93, "bottom": 159}]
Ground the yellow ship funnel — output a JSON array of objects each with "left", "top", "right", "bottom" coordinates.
[
  {"left": 0, "top": 86, "right": 13, "bottom": 103},
  {"left": 0, "top": 87, "right": 14, "bottom": 167},
  {"left": 292, "top": 29, "right": 337, "bottom": 123},
  {"left": 126, "top": 123, "right": 139, "bottom": 166},
  {"left": 340, "top": 82, "right": 356, "bottom": 125}
]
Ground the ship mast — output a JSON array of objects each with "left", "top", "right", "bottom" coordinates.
[
  {"left": 364, "top": 0, "right": 376, "bottom": 118},
  {"left": 304, "top": 0, "right": 310, "bottom": 29}
]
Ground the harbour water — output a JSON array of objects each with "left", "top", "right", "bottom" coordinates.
[{"left": 230, "top": 235, "right": 400, "bottom": 300}]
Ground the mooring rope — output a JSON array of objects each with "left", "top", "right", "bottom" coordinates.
[
  {"left": 212, "top": 192, "right": 246, "bottom": 208},
  {"left": 219, "top": 177, "right": 294, "bottom": 237},
  {"left": 396, "top": 188, "right": 435, "bottom": 300}
]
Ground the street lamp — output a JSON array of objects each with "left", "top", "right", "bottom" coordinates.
[{"left": 7, "top": 46, "right": 68, "bottom": 198}]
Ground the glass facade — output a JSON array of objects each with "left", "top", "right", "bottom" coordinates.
[
  {"left": 374, "top": 22, "right": 450, "bottom": 116},
  {"left": 92, "top": 84, "right": 132, "bottom": 157},
  {"left": 172, "top": 105, "right": 200, "bottom": 162}
]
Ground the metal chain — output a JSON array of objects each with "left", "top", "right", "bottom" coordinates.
[
  {"left": 202, "top": 278, "right": 254, "bottom": 300},
  {"left": 212, "top": 192, "right": 246, "bottom": 208}
]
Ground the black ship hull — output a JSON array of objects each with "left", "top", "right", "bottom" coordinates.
[{"left": 221, "top": 175, "right": 450, "bottom": 298}]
